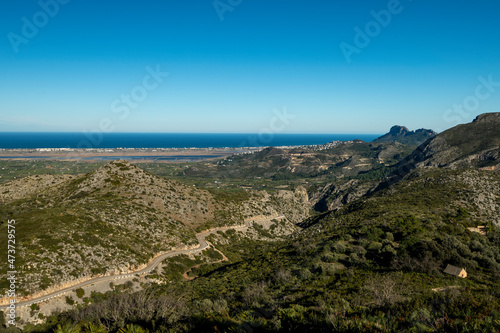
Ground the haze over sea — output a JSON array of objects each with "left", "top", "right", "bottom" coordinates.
[{"left": 0, "top": 133, "right": 379, "bottom": 149}]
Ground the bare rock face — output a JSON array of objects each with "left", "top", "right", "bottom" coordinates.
[
  {"left": 458, "top": 169, "right": 500, "bottom": 226},
  {"left": 373, "top": 125, "right": 437, "bottom": 146},
  {"left": 389, "top": 125, "right": 410, "bottom": 136},
  {"left": 310, "top": 179, "right": 377, "bottom": 212},
  {"left": 272, "top": 186, "right": 310, "bottom": 223}
]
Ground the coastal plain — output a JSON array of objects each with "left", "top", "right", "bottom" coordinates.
[{"left": 0, "top": 147, "right": 256, "bottom": 162}]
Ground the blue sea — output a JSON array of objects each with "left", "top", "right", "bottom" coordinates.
[{"left": 0, "top": 133, "right": 380, "bottom": 149}]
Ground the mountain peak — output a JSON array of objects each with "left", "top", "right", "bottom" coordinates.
[
  {"left": 373, "top": 125, "right": 436, "bottom": 146},
  {"left": 392, "top": 113, "right": 500, "bottom": 173},
  {"left": 95, "top": 160, "right": 144, "bottom": 180},
  {"left": 389, "top": 125, "right": 409, "bottom": 136},
  {"left": 69, "top": 160, "right": 161, "bottom": 196},
  {"left": 473, "top": 112, "right": 500, "bottom": 123}
]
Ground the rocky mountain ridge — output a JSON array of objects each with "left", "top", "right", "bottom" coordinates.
[
  {"left": 372, "top": 125, "right": 437, "bottom": 145},
  {"left": 389, "top": 113, "right": 500, "bottom": 179},
  {"left": 313, "top": 113, "right": 499, "bottom": 212}
]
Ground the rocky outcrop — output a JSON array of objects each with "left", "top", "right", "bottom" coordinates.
[
  {"left": 374, "top": 113, "right": 500, "bottom": 192},
  {"left": 310, "top": 179, "right": 377, "bottom": 212},
  {"left": 373, "top": 125, "right": 437, "bottom": 146},
  {"left": 458, "top": 169, "right": 500, "bottom": 226}
]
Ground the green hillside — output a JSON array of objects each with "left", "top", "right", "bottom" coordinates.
[
  {"left": 1, "top": 115, "right": 499, "bottom": 332},
  {"left": 19, "top": 167, "right": 500, "bottom": 332},
  {"left": 0, "top": 161, "right": 308, "bottom": 295}
]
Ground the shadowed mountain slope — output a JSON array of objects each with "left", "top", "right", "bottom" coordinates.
[
  {"left": 373, "top": 125, "right": 437, "bottom": 146},
  {"left": 377, "top": 113, "right": 500, "bottom": 190}
]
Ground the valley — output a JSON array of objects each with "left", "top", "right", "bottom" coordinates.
[{"left": 0, "top": 114, "right": 499, "bottom": 332}]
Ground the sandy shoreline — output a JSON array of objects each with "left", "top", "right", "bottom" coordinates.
[{"left": 0, "top": 147, "right": 262, "bottom": 161}]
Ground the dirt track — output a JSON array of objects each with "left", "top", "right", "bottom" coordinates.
[{"left": 182, "top": 241, "right": 229, "bottom": 281}]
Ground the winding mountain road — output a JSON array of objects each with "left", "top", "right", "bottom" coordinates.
[
  {"left": 182, "top": 241, "right": 229, "bottom": 281},
  {"left": 0, "top": 224, "right": 252, "bottom": 310}
]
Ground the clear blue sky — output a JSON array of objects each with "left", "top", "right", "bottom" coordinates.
[{"left": 1, "top": 0, "right": 499, "bottom": 134}]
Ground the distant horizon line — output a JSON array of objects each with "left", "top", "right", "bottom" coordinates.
[{"left": 0, "top": 131, "right": 384, "bottom": 135}]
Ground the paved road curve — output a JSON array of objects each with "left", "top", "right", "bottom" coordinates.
[{"left": 0, "top": 224, "right": 251, "bottom": 310}]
